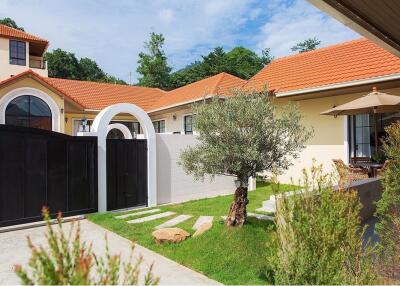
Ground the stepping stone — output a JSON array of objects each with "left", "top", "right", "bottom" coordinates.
[
  {"left": 221, "top": 216, "right": 227, "bottom": 220},
  {"left": 154, "top": 215, "right": 192, "bottom": 229},
  {"left": 192, "top": 216, "right": 213, "bottom": 230},
  {"left": 127, "top": 211, "right": 175, "bottom": 224},
  {"left": 115, "top": 208, "right": 161, "bottom": 219},
  {"left": 248, "top": 212, "right": 274, "bottom": 221}
]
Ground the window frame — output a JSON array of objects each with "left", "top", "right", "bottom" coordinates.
[
  {"left": 9, "top": 40, "right": 26, "bottom": 66},
  {"left": 152, "top": 119, "right": 166, "bottom": 133},
  {"left": 183, "top": 114, "right": 195, "bottom": 135}
]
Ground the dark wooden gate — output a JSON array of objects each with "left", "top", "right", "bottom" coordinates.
[
  {"left": 0, "top": 125, "right": 97, "bottom": 227},
  {"left": 107, "top": 139, "right": 147, "bottom": 211}
]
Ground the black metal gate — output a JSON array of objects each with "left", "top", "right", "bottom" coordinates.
[
  {"left": 0, "top": 125, "right": 97, "bottom": 227},
  {"left": 107, "top": 139, "right": 147, "bottom": 211}
]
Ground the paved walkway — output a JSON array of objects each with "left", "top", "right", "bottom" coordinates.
[{"left": 0, "top": 219, "right": 220, "bottom": 285}]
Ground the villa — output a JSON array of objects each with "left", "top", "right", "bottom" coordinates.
[{"left": 2, "top": 24, "right": 400, "bottom": 184}]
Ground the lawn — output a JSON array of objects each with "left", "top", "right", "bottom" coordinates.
[{"left": 88, "top": 182, "right": 293, "bottom": 285}]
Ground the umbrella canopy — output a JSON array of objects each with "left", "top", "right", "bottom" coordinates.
[
  {"left": 321, "top": 87, "right": 400, "bottom": 155},
  {"left": 321, "top": 87, "right": 400, "bottom": 116}
]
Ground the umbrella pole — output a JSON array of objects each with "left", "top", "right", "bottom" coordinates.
[{"left": 374, "top": 111, "right": 378, "bottom": 155}]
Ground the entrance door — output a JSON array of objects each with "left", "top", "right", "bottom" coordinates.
[{"left": 106, "top": 139, "right": 147, "bottom": 211}]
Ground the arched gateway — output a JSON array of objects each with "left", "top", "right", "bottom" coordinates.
[{"left": 80, "top": 103, "right": 157, "bottom": 213}]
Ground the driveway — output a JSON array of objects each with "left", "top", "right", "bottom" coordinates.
[{"left": 0, "top": 219, "right": 220, "bottom": 285}]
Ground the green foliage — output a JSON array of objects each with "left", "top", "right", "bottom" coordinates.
[
  {"left": 291, "top": 37, "right": 321, "bottom": 53},
  {"left": 179, "top": 89, "right": 313, "bottom": 184},
  {"left": 14, "top": 208, "right": 158, "bottom": 285},
  {"left": 45, "top": 49, "right": 126, "bottom": 84},
  {"left": 170, "top": 46, "right": 271, "bottom": 89},
  {"left": 269, "top": 163, "right": 377, "bottom": 284},
  {"left": 375, "top": 122, "right": 400, "bottom": 280},
  {"left": 137, "top": 32, "right": 172, "bottom": 89},
  {"left": 0, "top": 17, "right": 24, "bottom": 31}
]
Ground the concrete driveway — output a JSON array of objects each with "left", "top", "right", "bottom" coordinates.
[{"left": 0, "top": 219, "right": 219, "bottom": 285}]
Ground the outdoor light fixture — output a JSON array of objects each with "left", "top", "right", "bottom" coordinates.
[
  {"left": 173, "top": 114, "right": 177, "bottom": 121},
  {"left": 79, "top": 117, "right": 90, "bottom": 132},
  {"left": 132, "top": 131, "right": 137, "bottom": 139}
]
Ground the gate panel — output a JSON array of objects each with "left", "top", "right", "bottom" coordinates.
[
  {"left": 0, "top": 125, "right": 98, "bottom": 227},
  {"left": 107, "top": 139, "right": 147, "bottom": 211}
]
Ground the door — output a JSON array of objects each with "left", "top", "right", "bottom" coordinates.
[{"left": 106, "top": 139, "right": 147, "bottom": 211}]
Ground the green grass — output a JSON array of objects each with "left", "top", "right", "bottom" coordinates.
[{"left": 88, "top": 182, "right": 292, "bottom": 285}]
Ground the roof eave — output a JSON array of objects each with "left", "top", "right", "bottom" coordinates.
[{"left": 276, "top": 73, "right": 400, "bottom": 98}]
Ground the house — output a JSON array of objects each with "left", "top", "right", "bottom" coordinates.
[{"left": 1, "top": 24, "right": 400, "bottom": 184}]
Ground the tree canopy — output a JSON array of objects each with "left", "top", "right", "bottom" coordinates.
[
  {"left": 45, "top": 49, "right": 126, "bottom": 84},
  {"left": 291, "top": 37, "right": 321, "bottom": 53},
  {"left": 0, "top": 17, "right": 24, "bottom": 31},
  {"left": 136, "top": 32, "right": 172, "bottom": 89}
]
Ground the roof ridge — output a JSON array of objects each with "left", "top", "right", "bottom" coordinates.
[{"left": 211, "top": 72, "right": 227, "bottom": 95}]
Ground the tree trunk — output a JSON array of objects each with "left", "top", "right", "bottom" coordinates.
[{"left": 226, "top": 186, "right": 248, "bottom": 227}]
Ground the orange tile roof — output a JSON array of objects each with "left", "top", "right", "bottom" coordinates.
[
  {"left": 245, "top": 38, "right": 400, "bottom": 94},
  {"left": 46, "top": 77, "right": 166, "bottom": 111},
  {"left": 0, "top": 24, "right": 48, "bottom": 45},
  {"left": 150, "top": 72, "right": 246, "bottom": 111},
  {"left": 0, "top": 70, "right": 165, "bottom": 111}
]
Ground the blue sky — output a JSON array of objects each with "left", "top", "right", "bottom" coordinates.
[{"left": 0, "top": 0, "right": 359, "bottom": 83}]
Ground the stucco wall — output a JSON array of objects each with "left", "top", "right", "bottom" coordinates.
[
  {"left": 150, "top": 107, "right": 192, "bottom": 134},
  {"left": 0, "top": 38, "right": 47, "bottom": 80},
  {"left": 156, "top": 134, "right": 236, "bottom": 204}
]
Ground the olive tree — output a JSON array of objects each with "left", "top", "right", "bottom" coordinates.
[{"left": 179, "top": 89, "right": 313, "bottom": 227}]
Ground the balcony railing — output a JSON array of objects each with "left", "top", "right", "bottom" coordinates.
[{"left": 29, "top": 57, "right": 46, "bottom": 69}]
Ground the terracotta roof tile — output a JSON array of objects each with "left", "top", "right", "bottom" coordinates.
[
  {"left": 45, "top": 77, "right": 166, "bottom": 111},
  {"left": 0, "top": 24, "right": 48, "bottom": 45},
  {"left": 245, "top": 38, "right": 400, "bottom": 94},
  {"left": 150, "top": 72, "right": 246, "bottom": 111}
]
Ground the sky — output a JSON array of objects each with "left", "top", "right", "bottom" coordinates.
[{"left": 0, "top": 0, "right": 359, "bottom": 83}]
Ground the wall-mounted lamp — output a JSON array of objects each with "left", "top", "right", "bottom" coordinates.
[
  {"left": 65, "top": 117, "right": 68, "bottom": 123},
  {"left": 172, "top": 114, "right": 177, "bottom": 121},
  {"left": 60, "top": 108, "right": 64, "bottom": 114},
  {"left": 79, "top": 117, "right": 90, "bottom": 132}
]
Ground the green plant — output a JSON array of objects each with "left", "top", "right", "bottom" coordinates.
[
  {"left": 14, "top": 208, "right": 158, "bottom": 285},
  {"left": 375, "top": 122, "right": 400, "bottom": 282},
  {"left": 268, "top": 163, "right": 377, "bottom": 284},
  {"left": 180, "top": 89, "right": 312, "bottom": 226}
]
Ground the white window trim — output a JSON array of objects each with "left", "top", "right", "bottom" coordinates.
[
  {"left": 182, "top": 113, "right": 197, "bottom": 135},
  {"left": 0, "top": 87, "right": 61, "bottom": 132},
  {"left": 152, "top": 118, "right": 167, "bottom": 133}
]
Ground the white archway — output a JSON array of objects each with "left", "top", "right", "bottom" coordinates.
[
  {"left": 0, "top": 87, "right": 61, "bottom": 132},
  {"left": 82, "top": 103, "right": 157, "bottom": 213},
  {"left": 107, "top": 123, "right": 133, "bottom": 139}
]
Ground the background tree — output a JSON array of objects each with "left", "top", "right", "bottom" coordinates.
[
  {"left": 45, "top": 49, "right": 126, "bottom": 84},
  {"left": 0, "top": 17, "right": 24, "bottom": 31},
  {"left": 179, "top": 89, "right": 312, "bottom": 227},
  {"left": 291, "top": 37, "right": 321, "bottom": 53},
  {"left": 226, "top": 47, "right": 265, "bottom": 79},
  {"left": 137, "top": 32, "right": 172, "bottom": 89},
  {"left": 260, "top": 47, "right": 274, "bottom": 65}
]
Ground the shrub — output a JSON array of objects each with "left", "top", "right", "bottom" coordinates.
[
  {"left": 14, "top": 208, "right": 159, "bottom": 285},
  {"left": 375, "top": 122, "right": 400, "bottom": 281},
  {"left": 268, "top": 163, "right": 377, "bottom": 284}
]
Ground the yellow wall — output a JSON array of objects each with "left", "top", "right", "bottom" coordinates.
[{"left": 0, "top": 77, "right": 65, "bottom": 132}]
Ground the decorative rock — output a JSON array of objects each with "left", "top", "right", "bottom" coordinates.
[
  {"left": 152, "top": 227, "right": 190, "bottom": 244},
  {"left": 193, "top": 222, "right": 212, "bottom": 237}
]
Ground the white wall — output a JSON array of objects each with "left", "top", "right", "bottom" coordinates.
[
  {"left": 156, "top": 134, "right": 236, "bottom": 204},
  {"left": 150, "top": 107, "right": 192, "bottom": 134}
]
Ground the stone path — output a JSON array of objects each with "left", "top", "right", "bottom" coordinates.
[
  {"left": 116, "top": 208, "right": 161, "bottom": 219},
  {"left": 155, "top": 215, "right": 192, "bottom": 229},
  {"left": 127, "top": 211, "right": 176, "bottom": 224},
  {"left": 192, "top": 216, "right": 213, "bottom": 230}
]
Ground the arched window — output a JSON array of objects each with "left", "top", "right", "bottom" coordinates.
[{"left": 5, "top": 95, "right": 52, "bottom": 130}]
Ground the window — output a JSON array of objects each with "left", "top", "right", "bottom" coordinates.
[
  {"left": 184, "top": 115, "right": 195, "bottom": 134},
  {"left": 73, "top": 119, "right": 140, "bottom": 137},
  {"left": 9, "top": 40, "right": 26, "bottom": 66},
  {"left": 153, "top": 120, "right": 165, "bottom": 133},
  {"left": 5, "top": 95, "right": 52, "bottom": 130}
]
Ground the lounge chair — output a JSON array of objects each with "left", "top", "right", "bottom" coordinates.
[{"left": 333, "top": 159, "right": 369, "bottom": 183}]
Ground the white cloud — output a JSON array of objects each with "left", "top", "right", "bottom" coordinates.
[
  {"left": 255, "top": 0, "right": 359, "bottom": 57},
  {"left": 0, "top": 0, "right": 360, "bottom": 82}
]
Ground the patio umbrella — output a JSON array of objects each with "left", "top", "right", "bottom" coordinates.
[{"left": 321, "top": 87, "right": 400, "bottom": 153}]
